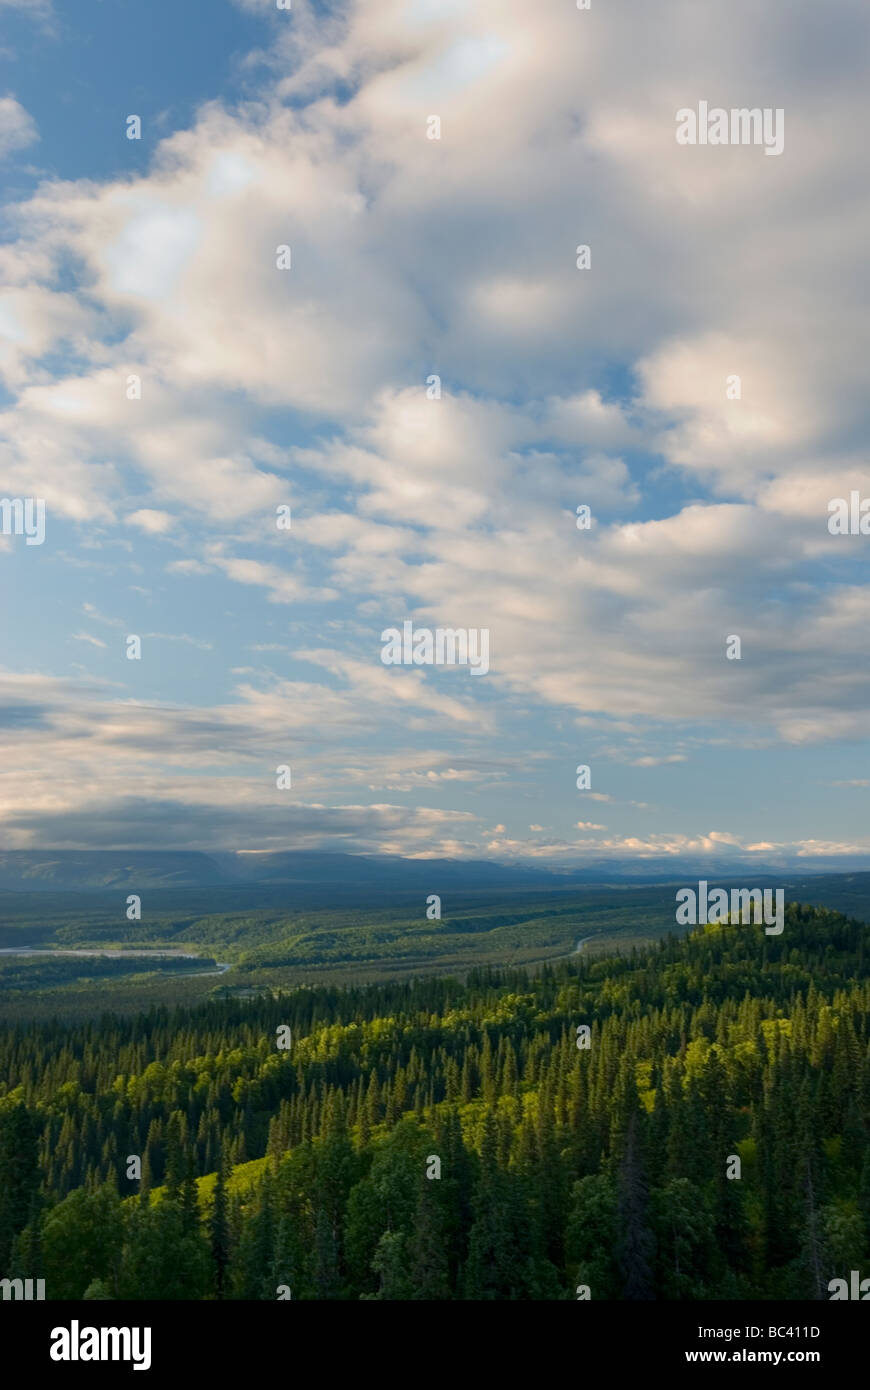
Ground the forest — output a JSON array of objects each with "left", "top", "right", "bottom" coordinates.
[
  {"left": 7, "top": 868, "right": 870, "bottom": 1022},
  {"left": 1, "top": 902, "right": 868, "bottom": 1300},
  {"left": 0, "top": 882, "right": 684, "bottom": 1022}
]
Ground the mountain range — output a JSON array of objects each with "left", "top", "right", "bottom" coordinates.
[{"left": 0, "top": 848, "right": 863, "bottom": 894}]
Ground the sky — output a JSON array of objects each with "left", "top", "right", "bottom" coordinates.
[{"left": 1, "top": 0, "right": 869, "bottom": 867}]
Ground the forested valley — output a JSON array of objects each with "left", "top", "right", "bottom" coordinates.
[{"left": 1, "top": 903, "right": 869, "bottom": 1300}]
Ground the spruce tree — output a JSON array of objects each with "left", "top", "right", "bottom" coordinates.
[{"left": 210, "top": 1152, "right": 231, "bottom": 1298}]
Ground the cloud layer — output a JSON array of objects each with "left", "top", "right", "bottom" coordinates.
[{"left": 1, "top": 0, "right": 869, "bottom": 856}]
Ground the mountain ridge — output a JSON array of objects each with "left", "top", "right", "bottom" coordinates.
[{"left": 0, "top": 847, "right": 863, "bottom": 893}]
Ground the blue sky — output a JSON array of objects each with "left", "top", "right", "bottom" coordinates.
[
  {"left": 1, "top": 1, "right": 268, "bottom": 184},
  {"left": 1, "top": 0, "right": 870, "bottom": 866}
]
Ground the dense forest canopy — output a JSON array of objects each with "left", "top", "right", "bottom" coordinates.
[{"left": 1, "top": 903, "right": 868, "bottom": 1300}]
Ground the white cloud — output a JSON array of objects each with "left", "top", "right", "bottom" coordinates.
[
  {"left": 0, "top": 96, "right": 38, "bottom": 159},
  {"left": 127, "top": 509, "right": 174, "bottom": 534}
]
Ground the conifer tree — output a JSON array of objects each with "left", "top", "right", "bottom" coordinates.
[
  {"left": 210, "top": 1152, "right": 231, "bottom": 1298},
  {"left": 0, "top": 1101, "right": 40, "bottom": 1270},
  {"left": 617, "top": 1113, "right": 655, "bottom": 1300}
]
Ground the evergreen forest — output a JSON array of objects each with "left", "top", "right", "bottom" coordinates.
[{"left": 1, "top": 903, "right": 868, "bottom": 1300}]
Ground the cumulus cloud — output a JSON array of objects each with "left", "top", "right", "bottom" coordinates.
[{"left": 1, "top": 0, "right": 868, "bottom": 853}]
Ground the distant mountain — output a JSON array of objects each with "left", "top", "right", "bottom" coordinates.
[
  {"left": 0, "top": 847, "right": 860, "bottom": 895},
  {"left": 0, "top": 851, "right": 228, "bottom": 892},
  {"left": 0, "top": 849, "right": 559, "bottom": 894},
  {"left": 211, "top": 851, "right": 560, "bottom": 888}
]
